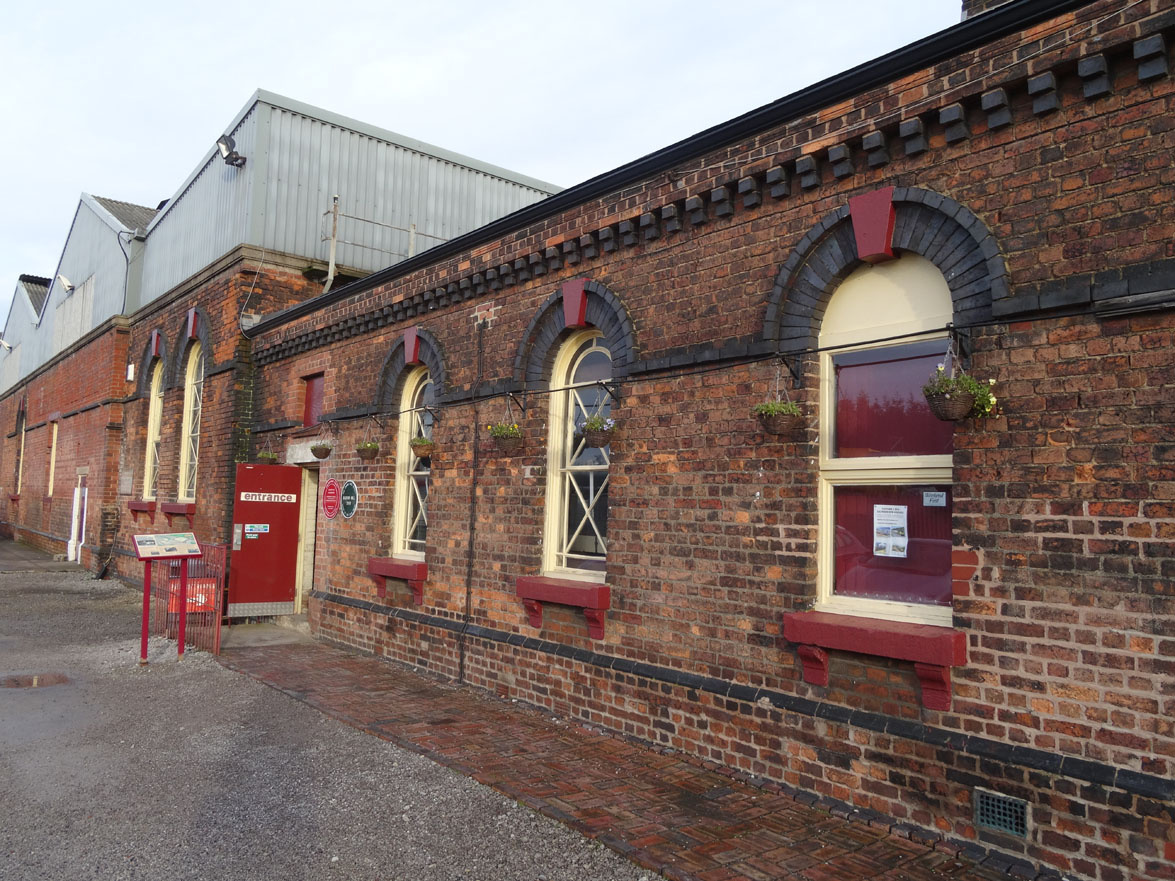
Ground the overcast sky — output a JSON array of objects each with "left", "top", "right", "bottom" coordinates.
[{"left": 0, "top": 0, "right": 960, "bottom": 325}]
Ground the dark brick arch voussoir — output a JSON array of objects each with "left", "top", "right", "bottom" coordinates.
[
  {"left": 513, "top": 279, "right": 638, "bottom": 388},
  {"left": 374, "top": 327, "right": 448, "bottom": 412},
  {"left": 764, "top": 188, "right": 1009, "bottom": 357}
]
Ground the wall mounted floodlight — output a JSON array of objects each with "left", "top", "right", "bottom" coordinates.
[
  {"left": 0, "top": 339, "right": 11, "bottom": 352},
  {"left": 56, "top": 274, "right": 74, "bottom": 293},
  {"left": 216, "top": 134, "right": 246, "bottom": 168}
]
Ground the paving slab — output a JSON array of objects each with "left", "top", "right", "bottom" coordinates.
[
  {"left": 219, "top": 640, "right": 1021, "bottom": 881},
  {"left": 0, "top": 537, "right": 84, "bottom": 572}
]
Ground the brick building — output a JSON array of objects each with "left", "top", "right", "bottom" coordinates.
[
  {"left": 4, "top": 1, "right": 1174, "bottom": 878},
  {"left": 239, "top": 1, "right": 1174, "bottom": 878},
  {"left": 0, "top": 91, "right": 557, "bottom": 578}
]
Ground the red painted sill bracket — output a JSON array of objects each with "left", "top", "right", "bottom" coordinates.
[
  {"left": 159, "top": 502, "right": 195, "bottom": 527},
  {"left": 783, "top": 610, "right": 967, "bottom": 711},
  {"left": 516, "top": 575, "right": 610, "bottom": 639},
  {"left": 367, "top": 557, "right": 427, "bottom": 605},
  {"left": 127, "top": 500, "right": 156, "bottom": 523}
]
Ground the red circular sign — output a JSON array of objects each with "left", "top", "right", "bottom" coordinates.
[{"left": 322, "top": 478, "right": 341, "bottom": 519}]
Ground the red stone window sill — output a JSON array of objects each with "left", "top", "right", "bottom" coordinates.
[
  {"left": 127, "top": 500, "right": 156, "bottom": 523},
  {"left": 782, "top": 610, "right": 966, "bottom": 711},
  {"left": 367, "top": 557, "right": 427, "bottom": 604},
  {"left": 160, "top": 502, "right": 196, "bottom": 527},
  {"left": 515, "top": 575, "right": 611, "bottom": 640}
]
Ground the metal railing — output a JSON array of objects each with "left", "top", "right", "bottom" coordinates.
[{"left": 147, "top": 542, "right": 227, "bottom": 655}]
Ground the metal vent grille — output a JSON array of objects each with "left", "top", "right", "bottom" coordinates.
[{"left": 975, "top": 790, "right": 1028, "bottom": 837}]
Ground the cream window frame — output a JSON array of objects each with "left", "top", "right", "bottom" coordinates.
[
  {"left": 143, "top": 360, "right": 164, "bottom": 500},
  {"left": 47, "top": 422, "right": 58, "bottom": 496},
  {"left": 178, "top": 342, "right": 204, "bottom": 503},
  {"left": 392, "top": 367, "right": 433, "bottom": 559},
  {"left": 542, "top": 329, "right": 612, "bottom": 581},
  {"left": 15, "top": 414, "right": 25, "bottom": 496},
  {"left": 815, "top": 255, "right": 956, "bottom": 628}
]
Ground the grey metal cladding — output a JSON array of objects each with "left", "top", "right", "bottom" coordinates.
[{"left": 140, "top": 95, "right": 556, "bottom": 308}]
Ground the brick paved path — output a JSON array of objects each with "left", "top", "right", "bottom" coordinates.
[{"left": 220, "top": 642, "right": 1011, "bottom": 881}]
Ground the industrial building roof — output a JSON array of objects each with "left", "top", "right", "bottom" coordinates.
[
  {"left": 92, "top": 197, "right": 158, "bottom": 232},
  {"left": 17, "top": 275, "right": 50, "bottom": 315}
]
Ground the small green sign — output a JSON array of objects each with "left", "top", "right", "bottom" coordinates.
[{"left": 341, "top": 480, "right": 359, "bottom": 519}]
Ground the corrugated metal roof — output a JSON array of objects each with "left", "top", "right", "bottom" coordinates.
[
  {"left": 92, "top": 196, "right": 158, "bottom": 231},
  {"left": 18, "top": 275, "right": 50, "bottom": 314}
]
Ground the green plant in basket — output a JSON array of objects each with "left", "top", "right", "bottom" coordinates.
[
  {"left": 582, "top": 414, "right": 615, "bottom": 432},
  {"left": 922, "top": 365, "right": 996, "bottom": 419},
  {"left": 751, "top": 400, "right": 801, "bottom": 418},
  {"left": 486, "top": 421, "right": 522, "bottom": 439}
]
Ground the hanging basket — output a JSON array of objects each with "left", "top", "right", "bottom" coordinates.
[
  {"left": 257, "top": 451, "right": 280, "bottom": 464},
  {"left": 356, "top": 444, "right": 380, "bottom": 461},
  {"left": 924, "top": 391, "right": 975, "bottom": 422},
  {"left": 310, "top": 443, "right": 332, "bottom": 460},
  {"left": 409, "top": 438, "right": 436, "bottom": 458},
  {"left": 757, "top": 411, "right": 804, "bottom": 434},
  {"left": 584, "top": 428, "right": 614, "bottom": 448},
  {"left": 493, "top": 435, "right": 524, "bottom": 455}
]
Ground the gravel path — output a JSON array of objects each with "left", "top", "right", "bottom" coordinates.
[{"left": 0, "top": 571, "right": 653, "bottom": 881}]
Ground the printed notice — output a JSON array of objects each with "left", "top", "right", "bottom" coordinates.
[
  {"left": 132, "top": 532, "right": 202, "bottom": 560},
  {"left": 872, "top": 505, "right": 908, "bottom": 558}
]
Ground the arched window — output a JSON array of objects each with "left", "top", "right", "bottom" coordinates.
[
  {"left": 544, "top": 331, "right": 612, "bottom": 577},
  {"left": 178, "top": 342, "right": 204, "bottom": 502},
  {"left": 143, "top": 360, "right": 164, "bottom": 500},
  {"left": 393, "top": 368, "right": 434, "bottom": 557},
  {"left": 817, "top": 254, "right": 955, "bottom": 626}
]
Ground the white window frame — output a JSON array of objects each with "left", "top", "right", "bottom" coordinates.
[
  {"left": 816, "top": 255, "right": 955, "bottom": 627},
  {"left": 542, "top": 330, "right": 612, "bottom": 581},
  {"left": 178, "top": 342, "right": 204, "bottom": 503},
  {"left": 143, "top": 360, "right": 164, "bottom": 500},
  {"left": 392, "top": 367, "right": 433, "bottom": 559}
]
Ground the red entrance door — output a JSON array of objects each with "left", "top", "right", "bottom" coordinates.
[{"left": 227, "top": 463, "right": 303, "bottom": 617}]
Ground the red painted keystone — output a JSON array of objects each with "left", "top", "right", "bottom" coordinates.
[
  {"left": 849, "top": 186, "right": 897, "bottom": 264},
  {"left": 561, "top": 279, "right": 588, "bottom": 328}
]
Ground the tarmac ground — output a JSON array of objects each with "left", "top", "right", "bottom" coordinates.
[{"left": 1, "top": 537, "right": 1029, "bottom": 881}]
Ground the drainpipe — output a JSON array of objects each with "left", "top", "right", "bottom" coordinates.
[
  {"left": 322, "top": 195, "right": 340, "bottom": 294},
  {"left": 457, "top": 320, "right": 486, "bottom": 683}
]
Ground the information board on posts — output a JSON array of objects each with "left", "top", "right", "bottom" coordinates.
[{"left": 132, "top": 532, "right": 203, "bottom": 561}]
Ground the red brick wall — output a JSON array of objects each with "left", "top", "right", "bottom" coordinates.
[
  {"left": 0, "top": 324, "right": 129, "bottom": 561},
  {"left": 107, "top": 259, "right": 323, "bottom": 581},
  {"left": 0, "top": 255, "right": 321, "bottom": 580},
  {"left": 2, "top": 3, "right": 1170, "bottom": 878},
  {"left": 255, "top": 3, "right": 1175, "bottom": 878}
]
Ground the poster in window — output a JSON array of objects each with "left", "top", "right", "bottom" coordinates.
[{"left": 872, "top": 504, "right": 908, "bottom": 558}]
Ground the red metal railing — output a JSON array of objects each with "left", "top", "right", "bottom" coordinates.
[{"left": 147, "top": 542, "right": 227, "bottom": 655}]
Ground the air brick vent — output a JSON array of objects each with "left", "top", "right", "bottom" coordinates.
[{"left": 975, "top": 789, "right": 1028, "bottom": 837}]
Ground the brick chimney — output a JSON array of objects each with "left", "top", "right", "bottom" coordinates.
[{"left": 962, "top": 0, "right": 1014, "bottom": 18}]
